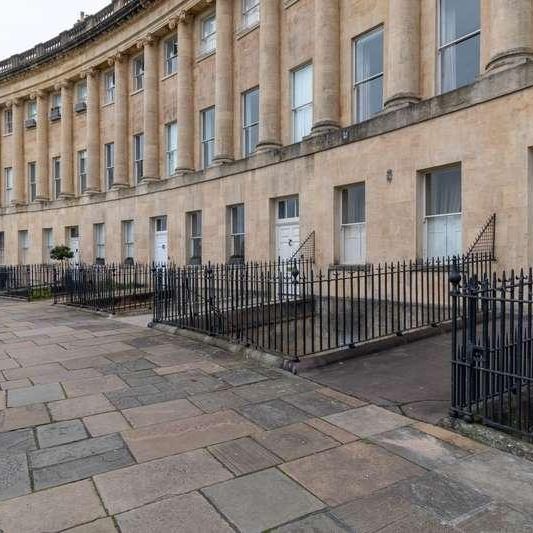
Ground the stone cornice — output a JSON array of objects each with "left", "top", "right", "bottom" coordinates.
[{"left": 0, "top": 0, "right": 159, "bottom": 83}]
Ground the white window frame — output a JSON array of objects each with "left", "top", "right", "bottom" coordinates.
[
  {"left": 105, "top": 142, "right": 115, "bottom": 189},
  {"left": 423, "top": 166, "right": 462, "bottom": 259},
  {"left": 229, "top": 204, "right": 245, "bottom": 260},
  {"left": 200, "top": 13, "right": 216, "bottom": 55},
  {"left": 77, "top": 80, "right": 87, "bottom": 104},
  {"left": 42, "top": 228, "right": 53, "bottom": 263},
  {"left": 291, "top": 63, "right": 313, "bottom": 143},
  {"left": 78, "top": 149, "right": 87, "bottom": 194},
  {"left": 133, "top": 55, "right": 144, "bottom": 92},
  {"left": 51, "top": 93, "right": 62, "bottom": 113},
  {"left": 134, "top": 133, "right": 144, "bottom": 182},
  {"left": 243, "top": 87, "right": 259, "bottom": 157},
  {"left": 438, "top": 0, "right": 481, "bottom": 94},
  {"left": 165, "top": 121, "right": 177, "bottom": 176},
  {"left": 94, "top": 223, "right": 106, "bottom": 262},
  {"left": 340, "top": 184, "right": 366, "bottom": 265},
  {"left": 4, "top": 108, "right": 13, "bottom": 134},
  {"left": 242, "top": 0, "right": 260, "bottom": 28},
  {"left": 201, "top": 107, "right": 215, "bottom": 169},
  {"left": 188, "top": 211, "right": 202, "bottom": 264},
  {"left": 28, "top": 162, "right": 37, "bottom": 202},
  {"left": 165, "top": 36, "right": 178, "bottom": 76},
  {"left": 353, "top": 26, "right": 384, "bottom": 123},
  {"left": 4, "top": 167, "right": 13, "bottom": 205},
  {"left": 27, "top": 100, "right": 37, "bottom": 121},
  {"left": 104, "top": 70, "right": 116, "bottom": 104},
  {"left": 122, "top": 220, "right": 134, "bottom": 261},
  {"left": 52, "top": 157, "right": 61, "bottom": 199},
  {"left": 0, "top": 232, "right": 5, "bottom": 265},
  {"left": 18, "top": 230, "right": 29, "bottom": 265},
  {"left": 277, "top": 197, "right": 300, "bottom": 223}
]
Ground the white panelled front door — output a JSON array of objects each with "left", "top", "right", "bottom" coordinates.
[
  {"left": 276, "top": 223, "right": 300, "bottom": 261},
  {"left": 68, "top": 227, "right": 80, "bottom": 265},
  {"left": 154, "top": 232, "right": 167, "bottom": 264}
]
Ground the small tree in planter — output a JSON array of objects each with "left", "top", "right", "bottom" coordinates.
[{"left": 50, "top": 245, "right": 74, "bottom": 262}]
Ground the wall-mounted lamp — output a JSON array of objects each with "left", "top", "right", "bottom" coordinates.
[{"left": 386, "top": 169, "right": 393, "bottom": 184}]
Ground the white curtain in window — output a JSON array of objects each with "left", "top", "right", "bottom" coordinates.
[{"left": 426, "top": 214, "right": 461, "bottom": 258}]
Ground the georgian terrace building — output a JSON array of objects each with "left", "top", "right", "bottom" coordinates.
[{"left": 0, "top": 0, "right": 531, "bottom": 268}]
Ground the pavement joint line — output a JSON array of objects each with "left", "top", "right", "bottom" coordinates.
[{"left": 196, "top": 487, "right": 241, "bottom": 532}]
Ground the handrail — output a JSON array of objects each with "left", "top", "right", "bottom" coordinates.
[
  {"left": 0, "top": 0, "right": 154, "bottom": 82},
  {"left": 465, "top": 213, "right": 496, "bottom": 259}
]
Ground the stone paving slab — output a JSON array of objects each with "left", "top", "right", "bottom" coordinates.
[
  {"left": 271, "top": 513, "right": 350, "bottom": 532},
  {"left": 202, "top": 468, "right": 325, "bottom": 533},
  {"left": 0, "top": 452, "right": 31, "bottom": 501},
  {"left": 36, "top": 419, "right": 89, "bottom": 448},
  {"left": 0, "top": 404, "right": 50, "bottom": 432},
  {"left": 122, "top": 398, "right": 202, "bottom": 428},
  {"left": 48, "top": 394, "right": 115, "bottom": 421},
  {"left": 65, "top": 517, "right": 118, "bottom": 532},
  {"left": 63, "top": 375, "right": 127, "bottom": 398},
  {"left": 0, "top": 428, "right": 36, "bottom": 454},
  {"left": 154, "top": 361, "right": 226, "bottom": 375},
  {"left": 122, "top": 410, "right": 261, "bottom": 462},
  {"left": 83, "top": 411, "right": 131, "bottom": 436},
  {"left": 94, "top": 449, "right": 233, "bottom": 514},
  {"left": 0, "top": 479, "right": 105, "bottom": 533},
  {"left": 208, "top": 437, "right": 281, "bottom": 475},
  {"left": 0, "top": 378, "right": 32, "bottom": 390},
  {"left": 188, "top": 389, "right": 249, "bottom": 413},
  {"left": 458, "top": 503, "right": 533, "bottom": 532},
  {"left": 7, "top": 383, "right": 64, "bottom": 407},
  {"left": 280, "top": 441, "right": 426, "bottom": 506},
  {"left": 237, "top": 399, "right": 311, "bottom": 429},
  {"left": 215, "top": 368, "right": 269, "bottom": 386},
  {"left": 305, "top": 418, "right": 359, "bottom": 444},
  {"left": 115, "top": 492, "right": 234, "bottom": 533},
  {"left": 256, "top": 423, "right": 339, "bottom": 461},
  {"left": 282, "top": 390, "right": 352, "bottom": 417},
  {"left": 232, "top": 377, "right": 320, "bottom": 403},
  {"left": 369, "top": 426, "right": 470, "bottom": 469},
  {"left": 324, "top": 404, "right": 414, "bottom": 437}
]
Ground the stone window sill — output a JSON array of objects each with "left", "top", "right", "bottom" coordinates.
[
  {"left": 196, "top": 49, "right": 216, "bottom": 63},
  {"left": 2, "top": 132, "right": 12, "bottom": 137},
  {"left": 101, "top": 101, "right": 115, "bottom": 109},
  {"left": 161, "top": 72, "right": 177, "bottom": 82},
  {"left": 236, "top": 22, "right": 259, "bottom": 40},
  {"left": 283, "top": 0, "right": 299, "bottom": 8},
  {"left": 130, "top": 89, "right": 144, "bottom": 96}
]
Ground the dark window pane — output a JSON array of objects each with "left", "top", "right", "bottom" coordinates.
[
  {"left": 426, "top": 166, "right": 462, "bottom": 216},
  {"left": 440, "top": 0, "right": 480, "bottom": 45}
]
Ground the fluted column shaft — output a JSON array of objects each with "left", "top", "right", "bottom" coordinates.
[
  {"left": 59, "top": 82, "right": 74, "bottom": 198},
  {"left": 384, "top": 0, "right": 420, "bottom": 109},
  {"left": 311, "top": 0, "right": 340, "bottom": 134},
  {"left": 487, "top": 0, "right": 533, "bottom": 72},
  {"left": 86, "top": 70, "right": 100, "bottom": 193},
  {"left": 11, "top": 101, "right": 24, "bottom": 205},
  {"left": 257, "top": 0, "right": 281, "bottom": 151},
  {"left": 35, "top": 92, "right": 49, "bottom": 201},
  {"left": 176, "top": 15, "right": 194, "bottom": 172},
  {"left": 113, "top": 56, "right": 129, "bottom": 188},
  {"left": 214, "top": 0, "right": 234, "bottom": 163},
  {"left": 142, "top": 37, "right": 160, "bottom": 180}
]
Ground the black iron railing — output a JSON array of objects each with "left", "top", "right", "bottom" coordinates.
[
  {"left": 153, "top": 254, "right": 493, "bottom": 361},
  {"left": 53, "top": 263, "right": 155, "bottom": 313},
  {"left": 0, "top": 264, "right": 69, "bottom": 300},
  {"left": 450, "top": 267, "right": 533, "bottom": 440}
]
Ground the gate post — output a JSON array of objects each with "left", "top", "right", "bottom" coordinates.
[{"left": 449, "top": 256, "right": 461, "bottom": 417}]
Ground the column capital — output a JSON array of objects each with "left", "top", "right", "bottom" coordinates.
[
  {"left": 31, "top": 89, "right": 48, "bottom": 100},
  {"left": 137, "top": 33, "right": 156, "bottom": 49},
  {"left": 54, "top": 80, "right": 72, "bottom": 91},
  {"left": 178, "top": 10, "right": 194, "bottom": 25}
]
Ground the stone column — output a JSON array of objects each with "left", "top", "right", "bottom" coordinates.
[
  {"left": 58, "top": 81, "right": 74, "bottom": 198},
  {"left": 384, "top": 0, "right": 421, "bottom": 110},
  {"left": 35, "top": 90, "right": 49, "bottom": 201},
  {"left": 311, "top": 0, "right": 340, "bottom": 135},
  {"left": 214, "top": 0, "right": 234, "bottom": 164},
  {"left": 112, "top": 54, "right": 129, "bottom": 189},
  {"left": 141, "top": 35, "right": 160, "bottom": 181},
  {"left": 175, "top": 13, "right": 194, "bottom": 172},
  {"left": 487, "top": 0, "right": 533, "bottom": 72},
  {"left": 256, "top": 0, "right": 281, "bottom": 151},
  {"left": 85, "top": 69, "right": 100, "bottom": 194},
  {"left": 11, "top": 99, "right": 24, "bottom": 205}
]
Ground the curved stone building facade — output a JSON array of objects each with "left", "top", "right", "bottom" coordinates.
[{"left": 0, "top": 0, "right": 532, "bottom": 268}]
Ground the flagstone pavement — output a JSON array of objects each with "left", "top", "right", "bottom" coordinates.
[{"left": 0, "top": 300, "right": 531, "bottom": 532}]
